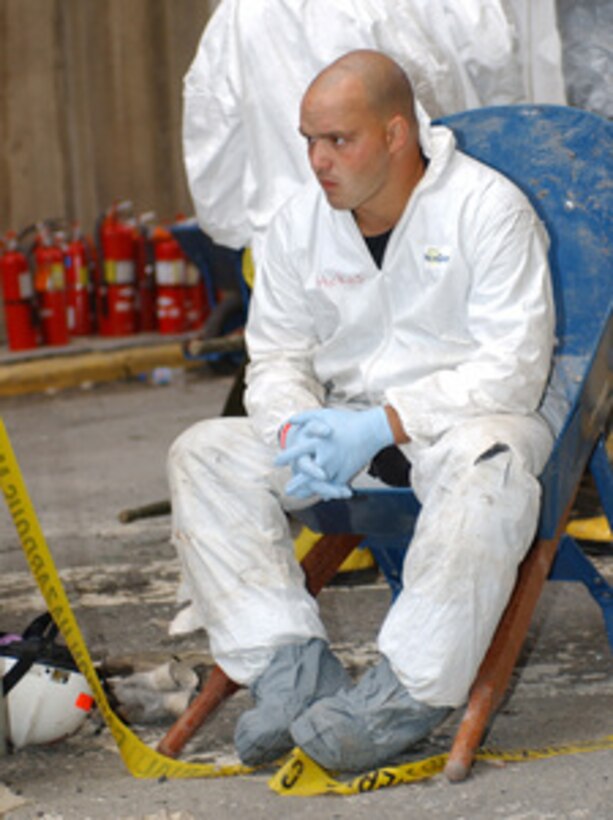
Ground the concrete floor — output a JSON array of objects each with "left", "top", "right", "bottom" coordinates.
[{"left": 0, "top": 371, "right": 611, "bottom": 819}]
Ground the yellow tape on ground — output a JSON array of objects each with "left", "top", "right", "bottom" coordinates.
[
  {"left": 270, "top": 733, "right": 613, "bottom": 797},
  {"left": 0, "top": 417, "right": 252, "bottom": 780},
  {"left": 3, "top": 416, "right": 613, "bottom": 793},
  {"left": 269, "top": 748, "right": 449, "bottom": 796}
]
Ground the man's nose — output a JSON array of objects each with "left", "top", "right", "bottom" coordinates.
[{"left": 309, "top": 140, "right": 332, "bottom": 173}]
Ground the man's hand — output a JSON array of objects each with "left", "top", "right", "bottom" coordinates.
[
  {"left": 284, "top": 471, "right": 353, "bottom": 500},
  {"left": 277, "top": 418, "right": 351, "bottom": 500},
  {"left": 276, "top": 407, "right": 394, "bottom": 498}
]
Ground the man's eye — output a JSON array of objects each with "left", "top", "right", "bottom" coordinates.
[{"left": 333, "top": 136, "right": 346, "bottom": 146}]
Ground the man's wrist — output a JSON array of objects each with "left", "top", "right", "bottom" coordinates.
[{"left": 383, "top": 405, "right": 410, "bottom": 445}]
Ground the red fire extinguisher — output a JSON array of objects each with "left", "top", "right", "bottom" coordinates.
[
  {"left": 0, "top": 232, "right": 39, "bottom": 352},
  {"left": 134, "top": 214, "right": 157, "bottom": 332},
  {"left": 83, "top": 234, "right": 102, "bottom": 335},
  {"left": 153, "top": 227, "right": 186, "bottom": 334},
  {"left": 171, "top": 215, "right": 207, "bottom": 331},
  {"left": 65, "top": 224, "right": 93, "bottom": 336},
  {"left": 34, "top": 228, "right": 69, "bottom": 347},
  {"left": 184, "top": 259, "right": 209, "bottom": 331},
  {"left": 98, "top": 204, "right": 137, "bottom": 336}
]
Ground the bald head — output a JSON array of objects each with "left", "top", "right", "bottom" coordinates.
[
  {"left": 307, "top": 50, "right": 417, "bottom": 127},
  {"left": 299, "top": 50, "right": 425, "bottom": 234}
]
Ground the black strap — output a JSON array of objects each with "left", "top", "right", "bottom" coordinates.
[
  {"left": 21, "top": 611, "right": 58, "bottom": 642},
  {"left": 2, "top": 612, "right": 59, "bottom": 696},
  {"left": 368, "top": 446, "right": 412, "bottom": 487}
]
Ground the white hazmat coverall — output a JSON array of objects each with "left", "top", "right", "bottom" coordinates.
[
  {"left": 168, "top": 115, "right": 555, "bottom": 708},
  {"left": 183, "top": 0, "right": 552, "bottom": 268}
]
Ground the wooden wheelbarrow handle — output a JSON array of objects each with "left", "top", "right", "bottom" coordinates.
[
  {"left": 445, "top": 497, "right": 574, "bottom": 782},
  {"left": 157, "top": 666, "right": 240, "bottom": 758}
]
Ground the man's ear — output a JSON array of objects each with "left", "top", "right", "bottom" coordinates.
[{"left": 386, "top": 115, "right": 410, "bottom": 154}]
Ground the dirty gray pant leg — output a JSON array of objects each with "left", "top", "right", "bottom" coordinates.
[
  {"left": 291, "top": 656, "right": 450, "bottom": 771},
  {"left": 234, "top": 638, "right": 351, "bottom": 766}
]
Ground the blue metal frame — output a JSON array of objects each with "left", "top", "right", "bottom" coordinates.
[
  {"left": 590, "top": 437, "right": 613, "bottom": 526},
  {"left": 549, "top": 533, "right": 613, "bottom": 648},
  {"left": 170, "top": 221, "right": 249, "bottom": 366}
]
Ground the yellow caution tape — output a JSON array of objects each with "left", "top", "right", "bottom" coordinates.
[
  {"left": 269, "top": 747, "right": 447, "bottom": 796},
  {"left": 271, "top": 732, "right": 613, "bottom": 797},
  {"left": 0, "top": 417, "right": 252, "bottom": 780},
  {"left": 2, "top": 416, "right": 612, "bottom": 793}
]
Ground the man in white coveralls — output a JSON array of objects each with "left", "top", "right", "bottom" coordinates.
[{"left": 168, "top": 50, "right": 556, "bottom": 771}]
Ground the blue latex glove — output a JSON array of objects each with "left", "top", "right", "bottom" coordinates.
[
  {"left": 277, "top": 419, "right": 351, "bottom": 500},
  {"left": 276, "top": 407, "right": 394, "bottom": 494},
  {"left": 284, "top": 470, "right": 353, "bottom": 500},
  {"left": 281, "top": 421, "right": 330, "bottom": 482}
]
